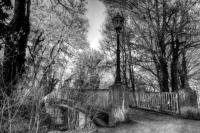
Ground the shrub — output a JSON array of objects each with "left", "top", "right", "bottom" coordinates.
[
  {"left": 181, "top": 106, "right": 200, "bottom": 120},
  {"left": 113, "top": 107, "right": 129, "bottom": 122}
]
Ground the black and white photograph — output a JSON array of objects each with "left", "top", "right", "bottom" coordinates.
[{"left": 1, "top": 0, "right": 200, "bottom": 133}]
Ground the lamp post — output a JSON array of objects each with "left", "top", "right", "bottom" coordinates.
[
  {"left": 109, "top": 13, "right": 128, "bottom": 126},
  {"left": 112, "top": 13, "right": 124, "bottom": 84}
]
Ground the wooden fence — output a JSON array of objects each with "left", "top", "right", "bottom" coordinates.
[{"left": 135, "top": 92, "right": 180, "bottom": 114}]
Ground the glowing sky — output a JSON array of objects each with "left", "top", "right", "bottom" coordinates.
[{"left": 86, "top": 0, "right": 106, "bottom": 49}]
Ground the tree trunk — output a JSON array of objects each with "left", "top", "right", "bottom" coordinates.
[
  {"left": 157, "top": 38, "right": 169, "bottom": 92},
  {"left": 3, "top": 0, "right": 30, "bottom": 96},
  {"left": 171, "top": 35, "right": 179, "bottom": 92},
  {"left": 159, "top": 56, "right": 169, "bottom": 92},
  {"left": 122, "top": 42, "right": 127, "bottom": 85},
  {"left": 180, "top": 49, "right": 189, "bottom": 89},
  {"left": 127, "top": 42, "right": 134, "bottom": 92},
  {"left": 178, "top": 48, "right": 198, "bottom": 108},
  {"left": 121, "top": 30, "right": 128, "bottom": 85}
]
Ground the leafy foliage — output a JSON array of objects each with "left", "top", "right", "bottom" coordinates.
[
  {"left": 100, "top": 0, "right": 200, "bottom": 92},
  {"left": 0, "top": 0, "right": 90, "bottom": 132},
  {"left": 72, "top": 49, "right": 104, "bottom": 89},
  {"left": 0, "top": 0, "right": 11, "bottom": 43}
]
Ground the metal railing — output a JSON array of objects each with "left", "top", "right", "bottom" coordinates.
[{"left": 135, "top": 92, "right": 180, "bottom": 114}]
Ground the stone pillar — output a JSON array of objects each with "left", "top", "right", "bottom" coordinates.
[
  {"left": 178, "top": 88, "right": 198, "bottom": 112},
  {"left": 109, "top": 83, "right": 129, "bottom": 126}
]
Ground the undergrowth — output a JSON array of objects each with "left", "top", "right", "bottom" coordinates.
[{"left": 181, "top": 106, "right": 200, "bottom": 120}]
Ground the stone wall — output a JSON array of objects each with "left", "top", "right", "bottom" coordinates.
[{"left": 60, "top": 89, "right": 110, "bottom": 109}]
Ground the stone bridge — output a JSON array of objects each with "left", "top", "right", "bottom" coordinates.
[{"left": 44, "top": 86, "right": 197, "bottom": 131}]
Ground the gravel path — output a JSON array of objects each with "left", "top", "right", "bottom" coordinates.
[{"left": 97, "top": 108, "right": 200, "bottom": 133}]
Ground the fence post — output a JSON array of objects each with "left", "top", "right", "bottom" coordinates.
[{"left": 177, "top": 92, "right": 180, "bottom": 114}]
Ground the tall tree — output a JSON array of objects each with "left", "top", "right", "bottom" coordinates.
[
  {"left": 73, "top": 49, "right": 104, "bottom": 89},
  {"left": 101, "top": 0, "right": 200, "bottom": 92},
  {"left": 25, "top": 0, "right": 89, "bottom": 96},
  {"left": 0, "top": 0, "right": 11, "bottom": 41},
  {"left": 3, "top": 0, "right": 31, "bottom": 96}
]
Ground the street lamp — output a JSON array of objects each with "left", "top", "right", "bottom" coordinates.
[
  {"left": 112, "top": 13, "right": 124, "bottom": 84},
  {"left": 109, "top": 13, "right": 129, "bottom": 126}
]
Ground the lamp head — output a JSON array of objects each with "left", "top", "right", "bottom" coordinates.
[{"left": 112, "top": 13, "right": 124, "bottom": 33}]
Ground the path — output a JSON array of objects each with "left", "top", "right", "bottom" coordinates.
[{"left": 98, "top": 108, "right": 200, "bottom": 133}]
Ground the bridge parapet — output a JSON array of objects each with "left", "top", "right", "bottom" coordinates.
[
  {"left": 45, "top": 87, "right": 131, "bottom": 129},
  {"left": 59, "top": 89, "right": 110, "bottom": 109}
]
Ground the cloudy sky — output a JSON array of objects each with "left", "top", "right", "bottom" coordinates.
[{"left": 86, "top": 0, "right": 106, "bottom": 49}]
